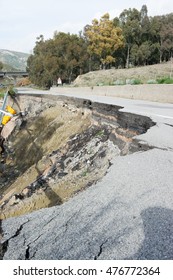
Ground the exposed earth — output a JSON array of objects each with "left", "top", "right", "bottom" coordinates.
[
  {"left": 0, "top": 87, "right": 173, "bottom": 260},
  {"left": 0, "top": 95, "right": 154, "bottom": 220}
]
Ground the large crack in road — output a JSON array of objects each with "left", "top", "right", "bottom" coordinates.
[
  {"left": 1, "top": 94, "right": 173, "bottom": 261},
  {"left": 0, "top": 95, "right": 155, "bottom": 221}
]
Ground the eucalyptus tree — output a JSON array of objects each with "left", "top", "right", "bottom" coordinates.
[
  {"left": 84, "top": 13, "right": 124, "bottom": 69},
  {"left": 27, "top": 32, "right": 89, "bottom": 88}
]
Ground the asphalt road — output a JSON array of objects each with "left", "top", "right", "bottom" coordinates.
[
  {"left": 16, "top": 86, "right": 173, "bottom": 123},
  {"left": 1, "top": 87, "right": 173, "bottom": 260}
]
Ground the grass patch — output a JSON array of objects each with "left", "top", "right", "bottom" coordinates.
[
  {"left": 0, "top": 93, "right": 4, "bottom": 98},
  {"left": 113, "top": 79, "right": 125, "bottom": 85},
  {"left": 157, "top": 77, "right": 173, "bottom": 84},
  {"left": 0, "top": 89, "right": 6, "bottom": 98},
  {"left": 95, "top": 130, "right": 105, "bottom": 137},
  {"left": 130, "top": 78, "right": 142, "bottom": 85},
  {"left": 81, "top": 170, "right": 88, "bottom": 177}
]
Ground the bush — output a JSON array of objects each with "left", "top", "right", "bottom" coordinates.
[
  {"left": 157, "top": 77, "right": 173, "bottom": 84},
  {"left": 130, "top": 78, "right": 142, "bottom": 85},
  {"left": 96, "top": 82, "right": 104, "bottom": 86},
  {"left": 113, "top": 79, "right": 125, "bottom": 85},
  {"left": 0, "top": 92, "right": 4, "bottom": 98},
  {"left": 147, "top": 79, "right": 158, "bottom": 84}
]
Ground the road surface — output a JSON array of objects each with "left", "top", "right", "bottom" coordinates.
[{"left": 1, "top": 87, "right": 173, "bottom": 260}]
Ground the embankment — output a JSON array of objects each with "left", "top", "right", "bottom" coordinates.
[{"left": 0, "top": 94, "right": 155, "bottom": 220}]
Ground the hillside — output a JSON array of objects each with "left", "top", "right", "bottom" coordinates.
[
  {"left": 74, "top": 62, "right": 173, "bottom": 87},
  {"left": 0, "top": 49, "right": 29, "bottom": 71}
]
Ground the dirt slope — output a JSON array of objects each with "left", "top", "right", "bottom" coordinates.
[
  {"left": 0, "top": 95, "right": 155, "bottom": 219},
  {"left": 73, "top": 62, "right": 173, "bottom": 87}
]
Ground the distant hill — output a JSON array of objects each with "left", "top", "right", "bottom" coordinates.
[{"left": 0, "top": 49, "right": 29, "bottom": 71}]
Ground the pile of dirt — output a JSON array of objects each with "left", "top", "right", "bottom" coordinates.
[{"left": 15, "top": 77, "right": 32, "bottom": 87}]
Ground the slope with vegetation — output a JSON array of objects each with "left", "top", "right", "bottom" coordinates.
[{"left": 73, "top": 61, "right": 173, "bottom": 87}]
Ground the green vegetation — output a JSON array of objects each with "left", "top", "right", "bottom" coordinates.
[
  {"left": 0, "top": 92, "right": 4, "bottom": 98},
  {"left": 27, "top": 4, "right": 173, "bottom": 88},
  {"left": 147, "top": 79, "right": 158, "bottom": 84},
  {"left": 96, "top": 130, "right": 105, "bottom": 137},
  {"left": 81, "top": 170, "right": 88, "bottom": 177},
  {"left": 130, "top": 79, "right": 142, "bottom": 85},
  {"left": 73, "top": 63, "right": 173, "bottom": 87},
  {"left": 27, "top": 33, "right": 89, "bottom": 88},
  {"left": 113, "top": 79, "right": 125, "bottom": 85},
  {"left": 157, "top": 77, "right": 173, "bottom": 84},
  {"left": 0, "top": 88, "right": 6, "bottom": 98},
  {"left": 84, "top": 13, "right": 124, "bottom": 69}
]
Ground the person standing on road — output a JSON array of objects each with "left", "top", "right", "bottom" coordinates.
[{"left": 57, "top": 77, "right": 62, "bottom": 86}]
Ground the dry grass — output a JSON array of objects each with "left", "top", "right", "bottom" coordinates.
[{"left": 74, "top": 62, "right": 173, "bottom": 87}]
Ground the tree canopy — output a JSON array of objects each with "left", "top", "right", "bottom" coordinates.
[
  {"left": 84, "top": 13, "right": 124, "bottom": 69},
  {"left": 114, "top": 5, "right": 173, "bottom": 67},
  {"left": 27, "top": 6, "right": 173, "bottom": 87},
  {"left": 27, "top": 33, "right": 89, "bottom": 88}
]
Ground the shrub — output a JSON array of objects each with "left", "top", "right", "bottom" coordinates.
[
  {"left": 96, "top": 82, "right": 104, "bottom": 86},
  {"left": 0, "top": 92, "right": 4, "bottom": 98},
  {"left": 113, "top": 79, "right": 125, "bottom": 85},
  {"left": 130, "top": 78, "right": 142, "bottom": 85},
  {"left": 157, "top": 77, "right": 173, "bottom": 84},
  {"left": 147, "top": 79, "right": 158, "bottom": 84}
]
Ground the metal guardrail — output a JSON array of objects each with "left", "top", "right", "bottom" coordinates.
[
  {"left": 0, "top": 71, "right": 28, "bottom": 77},
  {"left": 0, "top": 90, "right": 8, "bottom": 124}
]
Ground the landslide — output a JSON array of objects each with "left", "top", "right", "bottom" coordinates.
[{"left": 0, "top": 95, "right": 155, "bottom": 219}]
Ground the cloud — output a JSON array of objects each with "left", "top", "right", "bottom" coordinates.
[
  {"left": 1, "top": 0, "right": 173, "bottom": 53},
  {"left": 53, "top": 21, "right": 86, "bottom": 34},
  {"left": 144, "top": 0, "right": 172, "bottom": 16},
  {"left": 93, "top": 8, "right": 121, "bottom": 21}
]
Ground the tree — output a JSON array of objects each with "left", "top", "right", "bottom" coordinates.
[
  {"left": 131, "top": 42, "right": 151, "bottom": 66},
  {"left": 27, "top": 32, "right": 89, "bottom": 88},
  {"left": 118, "top": 8, "right": 141, "bottom": 68},
  {"left": 85, "top": 13, "right": 124, "bottom": 69},
  {"left": 160, "top": 14, "right": 173, "bottom": 61},
  {"left": 53, "top": 32, "right": 89, "bottom": 83}
]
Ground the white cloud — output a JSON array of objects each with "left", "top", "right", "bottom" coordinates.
[
  {"left": 53, "top": 21, "right": 86, "bottom": 34},
  {"left": 1, "top": 0, "right": 173, "bottom": 53},
  {"left": 93, "top": 8, "right": 121, "bottom": 21}
]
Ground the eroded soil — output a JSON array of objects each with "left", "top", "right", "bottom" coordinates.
[{"left": 0, "top": 95, "right": 155, "bottom": 219}]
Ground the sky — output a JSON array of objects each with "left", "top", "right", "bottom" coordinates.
[{"left": 0, "top": 0, "right": 173, "bottom": 54}]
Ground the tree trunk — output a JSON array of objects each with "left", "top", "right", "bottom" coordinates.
[
  {"left": 159, "top": 40, "right": 163, "bottom": 63},
  {"left": 126, "top": 44, "right": 130, "bottom": 68}
]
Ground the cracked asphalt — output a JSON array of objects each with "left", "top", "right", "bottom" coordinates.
[{"left": 0, "top": 90, "right": 173, "bottom": 260}]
